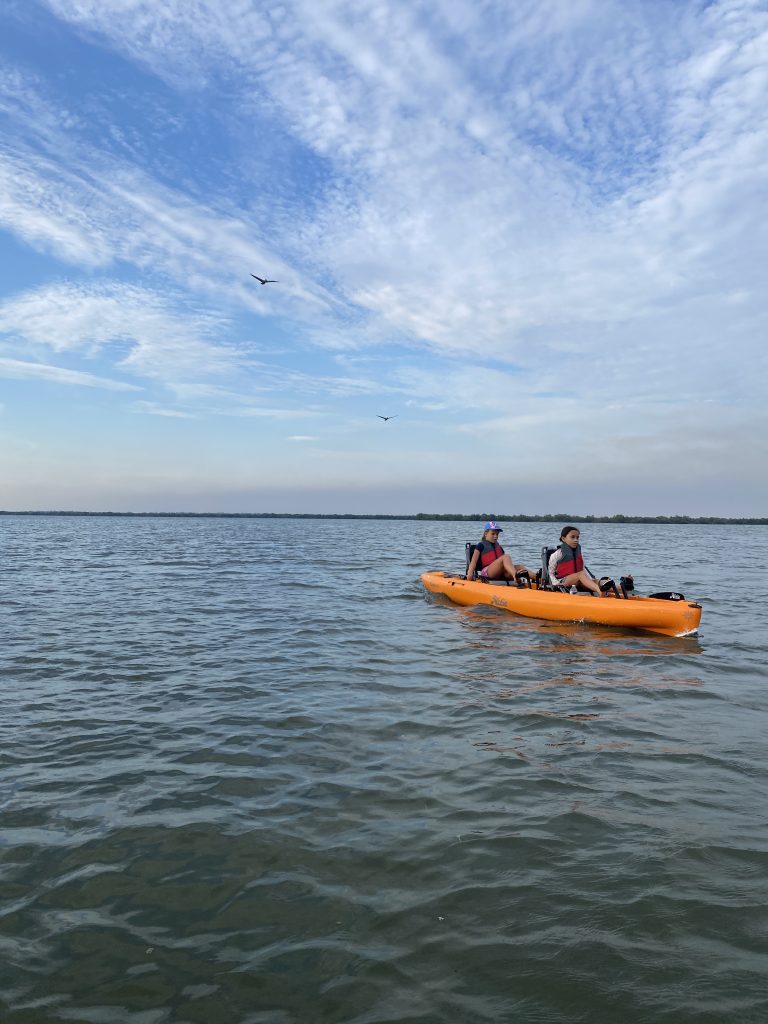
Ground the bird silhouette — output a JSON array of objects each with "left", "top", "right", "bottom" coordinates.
[
  {"left": 377, "top": 415, "right": 397, "bottom": 422},
  {"left": 250, "top": 274, "right": 278, "bottom": 285}
]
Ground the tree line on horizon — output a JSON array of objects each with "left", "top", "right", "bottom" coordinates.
[
  {"left": 2, "top": 510, "right": 767, "bottom": 525},
  {"left": 414, "top": 513, "right": 768, "bottom": 525}
]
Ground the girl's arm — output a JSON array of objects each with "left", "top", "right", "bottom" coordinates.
[{"left": 547, "top": 549, "right": 561, "bottom": 583}]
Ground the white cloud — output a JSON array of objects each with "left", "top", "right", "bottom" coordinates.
[
  {"left": 0, "top": 0, "right": 765, "bottom": 509},
  {"left": 0, "top": 356, "right": 141, "bottom": 390},
  {"left": 133, "top": 401, "right": 196, "bottom": 418},
  {"left": 0, "top": 150, "right": 114, "bottom": 267},
  {"left": 0, "top": 282, "right": 236, "bottom": 381},
  {"left": 0, "top": 67, "right": 339, "bottom": 322},
  {"left": 7, "top": 1, "right": 767, "bottom": 375}
]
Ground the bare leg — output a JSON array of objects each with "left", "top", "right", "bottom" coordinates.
[
  {"left": 485, "top": 555, "right": 529, "bottom": 580},
  {"left": 559, "top": 570, "right": 601, "bottom": 596}
]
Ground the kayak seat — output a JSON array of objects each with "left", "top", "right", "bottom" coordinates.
[{"left": 541, "top": 545, "right": 568, "bottom": 591}]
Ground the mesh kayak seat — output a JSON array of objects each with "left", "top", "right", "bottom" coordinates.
[{"left": 540, "top": 546, "right": 569, "bottom": 591}]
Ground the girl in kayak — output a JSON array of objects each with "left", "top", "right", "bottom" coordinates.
[
  {"left": 467, "top": 521, "right": 529, "bottom": 582},
  {"left": 548, "top": 526, "right": 602, "bottom": 596}
]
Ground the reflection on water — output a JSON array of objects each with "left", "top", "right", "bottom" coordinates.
[{"left": 1, "top": 516, "right": 767, "bottom": 1024}]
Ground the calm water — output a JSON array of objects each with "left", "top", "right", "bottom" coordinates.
[{"left": 2, "top": 516, "right": 767, "bottom": 1024}]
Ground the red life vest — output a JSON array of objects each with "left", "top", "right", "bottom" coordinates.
[
  {"left": 478, "top": 541, "right": 504, "bottom": 569},
  {"left": 555, "top": 542, "right": 584, "bottom": 579}
]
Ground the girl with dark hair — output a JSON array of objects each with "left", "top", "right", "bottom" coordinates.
[{"left": 547, "top": 526, "right": 602, "bottom": 596}]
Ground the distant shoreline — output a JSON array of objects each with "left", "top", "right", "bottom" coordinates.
[{"left": 2, "top": 511, "right": 767, "bottom": 525}]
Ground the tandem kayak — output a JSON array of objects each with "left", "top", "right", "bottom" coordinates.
[{"left": 421, "top": 571, "right": 702, "bottom": 637}]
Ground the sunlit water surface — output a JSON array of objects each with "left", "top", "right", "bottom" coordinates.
[{"left": 2, "top": 517, "right": 767, "bottom": 1024}]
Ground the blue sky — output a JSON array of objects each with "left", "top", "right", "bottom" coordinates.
[{"left": 1, "top": 0, "right": 766, "bottom": 514}]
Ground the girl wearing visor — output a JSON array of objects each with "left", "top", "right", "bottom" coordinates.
[{"left": 467, "top": 521, "right": 529, "bottom": 582}]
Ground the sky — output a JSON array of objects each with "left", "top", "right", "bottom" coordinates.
[{"left": 0, "top": 0, "right": 766, "bottom": 515}]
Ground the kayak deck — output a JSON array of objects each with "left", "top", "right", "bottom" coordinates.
[{"left": 421, "top": 571, "right": 702, "bottom": 637}]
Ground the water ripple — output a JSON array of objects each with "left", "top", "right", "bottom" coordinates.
[{"left": 1, "top": 518, "right": 767, "bottom": 1023}]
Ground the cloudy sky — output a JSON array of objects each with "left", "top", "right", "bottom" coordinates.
[{"left": 1, "top": 0, "right": 766, "bottom": 514}]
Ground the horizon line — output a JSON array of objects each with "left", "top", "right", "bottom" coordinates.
[{"left": 2, "top": 511, "right": 767, "bottom": 525}]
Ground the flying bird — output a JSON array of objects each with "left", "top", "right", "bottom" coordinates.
[
  {"left": 250, "top": 274, "right": 278, "bottom": 285},
  {"left": 377, "top": 415, "right": 397, "bottom": 422}
]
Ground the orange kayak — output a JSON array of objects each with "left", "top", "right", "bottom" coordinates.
[{"left": 421, "top": 571, "right": 702, "bottom": 637}]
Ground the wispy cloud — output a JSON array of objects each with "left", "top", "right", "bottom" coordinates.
[
  {"left": 0, "top": 66, "right": 339, "bottom": 317},
  {"left": 0, "top": 356, "right": 141, "bottom": 390},
  {"left": 0, "top": 281, "right": 236, "bottom": 381},
  {"left": 0, "top": 281, "right": 382, "bottom": 414},
  {"left": 25, "top": 0, "right": 765, "bottom": 369},
  {"left": 0, "top": 0, "right": 765, "bottom": 510},
  {"left": 133, "top": 401, "right": 196, "bottom": 418}
]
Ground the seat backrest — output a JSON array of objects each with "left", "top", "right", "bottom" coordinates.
[
  {"left": 541, "top": 545, "right": 557, "bottom": 585},
  {"left": 465, "top": 541, "right": 478, "bottom": 574}
]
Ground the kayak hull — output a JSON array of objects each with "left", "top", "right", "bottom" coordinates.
[{"left": 421, "top": 572, "right": 702, "bottom": 637}]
